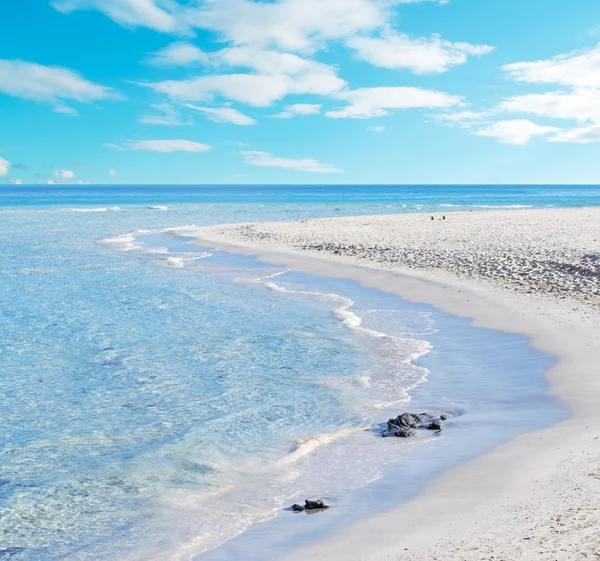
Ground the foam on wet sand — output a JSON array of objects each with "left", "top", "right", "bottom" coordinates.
[{"left": 188, "top": 207, "right": 600, "bottom": 561}]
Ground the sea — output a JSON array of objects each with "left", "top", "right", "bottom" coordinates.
[{"left": 1, "top": 185, "right": 598, "bottom": 560}]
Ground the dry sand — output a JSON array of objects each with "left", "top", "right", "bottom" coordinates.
[{"left": 188, "top": 207, "right": 600, "bottom": 561}]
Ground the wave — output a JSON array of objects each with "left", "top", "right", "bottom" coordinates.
[
  {"left": 98, "top": 226, "right": 198, "bottom": 251},
  {"left": 256, "top": 271, "right": 387, "bottom": 339},
  {"left": 278, "top": 427, "right": 364, "bottom": 466},
  {"left": 163, "top": 253, "right": 213, "bottom": 267},
  {"left": 99, "top": 233, "right": 142, "bottom": 251},
  {"left": 68, "top": 206, "right": 120, "bottom": 213},
  {"left": 471, "top": 204, "right": 534, "bottom": 209},
  {"left": 148, "top": 205, "right": 168, "bottom": 210},
  {"left": 439, "top": 203, "right": 534, "bottom": 209}
]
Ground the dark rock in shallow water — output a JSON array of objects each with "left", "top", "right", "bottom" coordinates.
[
  {"left": 382, "top": 411, "right": 451, "bottom": 437},
  {"left": 305, "top": 499, "right": 328, "bottom": 510},
  {"left": 383, "top": 424, "right": 413, "bottom": 438},
  {"left": 291, "top": 499, "right": 329, "bottom": 512},
  {"left": 397, "top": 413, "right": 419, "bottom": 428}
]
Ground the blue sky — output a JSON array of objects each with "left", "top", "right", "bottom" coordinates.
[{"left": 2, "top": 0, "right": 600, "bottom": 184}]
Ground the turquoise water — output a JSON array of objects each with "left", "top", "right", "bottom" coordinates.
[{"left": 0, "top": 186, "right": 586, "bottom": 559}]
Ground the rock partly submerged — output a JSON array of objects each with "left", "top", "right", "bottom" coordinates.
[
  {"left": 382, "top": 412, "right": 450, "bottom": 438},
  {"left": 291, "top": 499, "right": 329, "bottom": 512}
]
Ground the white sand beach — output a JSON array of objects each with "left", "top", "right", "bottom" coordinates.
[{"left": 189, "top": 207, "right": 600, "bottom": 561}]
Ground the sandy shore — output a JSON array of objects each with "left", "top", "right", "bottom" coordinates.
[{"left": 188, "top": 207, "right": 600, "bottom": 561}]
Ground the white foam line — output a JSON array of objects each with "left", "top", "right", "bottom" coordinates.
[
  {"left": 164, "top": 253, "right": 213, "bottom": 268},
  {"left": 98, "top": 226, "right": 199, "bottom": 250},
  {"left": 256, "top": 271, "right": 388, "bottom": 339},
  {"left": 277, "top": 426, "right": 365, "bottom": 466},
  {"left": 68, "top": 206, "right": 120, "bottom": 213}
]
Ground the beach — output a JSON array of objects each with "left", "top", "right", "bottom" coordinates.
[{"left": 188, "top": 207, "right": 600, "bottom": 560}]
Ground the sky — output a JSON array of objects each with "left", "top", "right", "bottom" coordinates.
[{"left": 2, "top": 0, "right": 600, "bottom": 185}]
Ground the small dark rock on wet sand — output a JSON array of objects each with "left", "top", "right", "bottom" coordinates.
[
  {"left": 291, "top": 499, "right": 329, "bottom": 512},
  {"left": 382, "top": 412, "right": 448, "bottom": 437}
]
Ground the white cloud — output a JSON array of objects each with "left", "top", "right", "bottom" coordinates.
[
  {"left": 53, "top": 0, "right": 447, "bottom": 52},
  {"left": 498, "top": 89, "right": 600, "bottom": 123},
  {"left": 369, "top": 125, "right": 385, "bottom": 132},
  {"left": 348, "top": 33, "right": 494, "bottom": 74},
  {"left": 241, "top": 150, "right": 343, "bottom": 173},
  {"left": 146, "top": 42, "right": 208, "bottom": 66},
  {"left": 52, "top": 0, "right": 179, "bottom": 33},
  {"left": 183, "top": 103, "right": 256, "bottom": 125},
  {"left": 140, "top": 102, "right": 190, "bottom": 126},
  {"left": 502, "top": 43, "right": 600, "bottom": 88},
  {"left": 216, "top": 46, "right": 333, "bottom": 76},
  {"left": 325, "top": 86, "right": 462, "bottom": 119},
  {"left": 109, "top": 169, "right": 118, "bottom": 176},
  {"left": 53, "top": 104, "right": 79, "bottom": 116},
  {"left": 473, "top": 120, "right": 559, "bottom": 145},
  {"left": 435, "top": 44, "right": 600, "bottom": 146},
  {"left": 55, "top": 169, "right": 75, "bottom": 180},
  {"left": 187, "top": 0, "right": 385, "bottom": 53},
  {"left": 0, "top": 59, "right": 121, "bottom": 104},
  {"left": 549, "top": 124, "right": 600, "bottom": 144},
  {"left": 143, "top": 46, "right": 346, "bottom": 107},
  {"left": 106, "top": 139, "right": 212, "bottom": 152},
  {"left": 37, "top": 176, "right": 56, "bottom": 184},
  {"left": 144, "top": 67, "right": 344, "bottom": 107},
  {"left": 8, "top": 177, "right": 23, "bottom": 184},
  {"left": 434, "top": 109, "right": 489, "bottom": 127},
  {"left": 272, "top": 103, "right": 321, "bottom": 118},
  {"left": 0, "top": 158, "right": 10, "bottom": 176}
]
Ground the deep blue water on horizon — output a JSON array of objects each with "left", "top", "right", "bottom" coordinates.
[
  {"left": 0, "top": 185, "right": 574, "bottom": 560},
  {"left": 2, "top": 183, "right": 600, "bottom": 209}
]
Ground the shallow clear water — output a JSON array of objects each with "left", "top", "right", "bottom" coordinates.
[{"left": 0, "top": 187, "right": 582, "bottom": 560}]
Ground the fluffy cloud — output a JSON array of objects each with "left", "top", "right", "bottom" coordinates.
[
  {"left": 110, "top": 169, "right": 118, "bottom": 176},
  {"left": 369, "top": 125, "right": 385, "bottom": 132},
  {"left": 146, "top": 42, "right": 208, "bottom": 66},
  {"left": 144, "top": 69, "right": 343, "bottom": 107},
  {"left": 218, "top": 47, "right": 303, "bottom": 73},
  {"left": 0, "top": 158, "right": 9, "bottom": 176},
  {"left": 348, "top": 33, "right": 493, "bottom": 74},
  {"left": 502, "top": 43, "right": 600, "bottom": 88},
  {"left": 473, "top": 120, "right": 559, "bottom": 145},
  {"left": 187, "top": 0, "right": 385, "bottom": 53},
  {"left": 106, "top": 139, "right": 212, "bottom": 152},
  {"left": 52, "top": 0, "right": 179, "bottom": 33},
  {"left": 325, "top": 86, "right": 462, "bottom": 119},
  {"left": 8, "top": 177, "right": 23, "bottom": 184},
  {"left": 53, "top": 104, "right": 79, "bottom": 116},
  {"left": 56, "top": 169, "right": 76, "bottom": 179},
  {"left": 183, "top": 103, "right": 256, "bottom": 125},
  {"left": 433, "top": 43, "right": 600, "bottom": 145},
  {"left": 140, "top": 102, "right": 190, "bottom": 125},
  {"left": 241, "top": 150, "right": 343, "bottom": 173},
  {"left": 434, "top": 109, "right": 489, "bottom": 127},
  {"left": 498, "top": 89, "right": 600, "bottom": 123},
  {"left": 143, "top": 45, "right": 346, "bottom": 107},
  {"left": 0, "top": 59, "right": 121, "bottom": 104},
  {"left": 464, "top": 44, "right": 600, "bottom": 144},
  {"left": 53, "top": 0, "right": 447, "bottom": 50},
  {"left": 272, "top": 103, "right": 321, "bottom": 118},
  {"left": 549, "top": 125, "right": 600, "bottom": 144}
]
